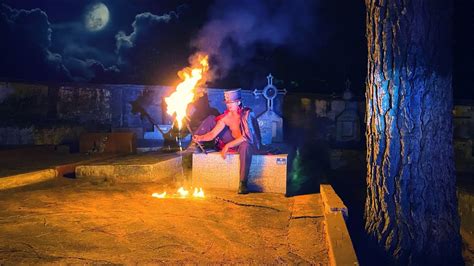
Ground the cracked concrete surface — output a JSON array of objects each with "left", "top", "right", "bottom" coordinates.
[{"left": 0, "top": 179, "right": 329, "bottom": 264}]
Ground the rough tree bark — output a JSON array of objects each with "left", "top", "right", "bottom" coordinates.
[{"left": 364, "top": 0, "right": 462, "bottom": 264}]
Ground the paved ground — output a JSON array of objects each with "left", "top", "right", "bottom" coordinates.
[{"left": 0, "top": 178, "right": 329, "bottom": 264}]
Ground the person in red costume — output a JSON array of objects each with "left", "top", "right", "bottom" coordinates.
[{"left": 192, "top": 89, "right": 262, "bottom": 194}]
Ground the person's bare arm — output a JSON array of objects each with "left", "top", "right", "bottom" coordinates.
[{"left": 193, "top": 119, "right": 226, "bottom": 142}]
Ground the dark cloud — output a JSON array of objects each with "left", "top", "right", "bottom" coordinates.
[
  {"left": 0, "top": 4, "right": 71, "bottom": 81},
  {"left": 63, "top": 57, "right": 119, "bottom": 83},
  {"left": 192, "top": 0, "right": 321, "bottom": 81},
  {"left": 0, "top": 4, "right": 120, "bottom": 83},
  {"left": 114, "top": 7, "right": 190, "bottom": 84}
]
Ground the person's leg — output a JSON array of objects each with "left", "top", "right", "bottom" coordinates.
[
  {"left": 194, "top": 115, "right": 216, "bottom": 135},
  {"left": 187, "top": 115, "right": 217, "bottom": 152},
  {"left": 193, "top": 115, "right": 234, "bottom": 151},
  {"left": 237, "top": 141, "right": 255, "bottom": 194}
]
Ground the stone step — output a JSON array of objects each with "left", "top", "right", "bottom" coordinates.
[
  {"left": 192, "top": 152, "right": 288, "bottom": 194},
  {"left": 76, "top": 152, "right": 182, "bottom": 183}
]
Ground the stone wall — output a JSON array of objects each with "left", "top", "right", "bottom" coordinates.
[{"left": 0, "top": 82, "right": 279, "bottom": 147}]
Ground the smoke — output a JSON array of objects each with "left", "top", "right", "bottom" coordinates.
[{"left": 191, "top": 0, "right": 318, "bottom": 80}]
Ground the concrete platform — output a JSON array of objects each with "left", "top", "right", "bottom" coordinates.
[
  {"left": 192, "top": 152, "right": 288, "bottom": 194},
  {"left": 0, "top": 180, "right": 329, "bottom": 264},
  {"left": 76, "top": 152, "right": 183, "bottom": 183},
  {"left": 0, "top": 148, "right": 118, "bottom": 190}
]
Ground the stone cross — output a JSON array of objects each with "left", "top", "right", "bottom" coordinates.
[
  {"left": 252, "top": 74, "right": 287, "bottom": 111},
  {"left": 252, "top": 74, "right": 287, "bottom": 145}
]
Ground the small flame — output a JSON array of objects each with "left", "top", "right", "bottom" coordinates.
[
  {"left": 152, "top": 192, "right": 166, "bottom": 198},
  {"left": 193, "top": 187, "right": 205, "bottom": 198},
  {"left": 177, "top": 186, "right": 189, "bottom": 198},
  {"left": 165, "top": 53, "right": 209, "bottom": 129},
  {"left": 151, "top": 186, "right": 205, "bottom": 199}
]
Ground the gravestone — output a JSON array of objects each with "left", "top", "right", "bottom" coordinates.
[
  {"left": 335, "top": 82, "right": 360, "bottom": 142},
  {"left": 315, "top": 99, "right": 328, "bottom": 117},
  {"left": 253, "top": 74, "right": 287, "bottom": 144},
  {"left": 328, "top": 100, "right": 345, "bottom": 121}
]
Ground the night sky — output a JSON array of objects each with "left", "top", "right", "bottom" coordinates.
[{"left": 0, "top": 0, "right": 472, "bottom": 99}]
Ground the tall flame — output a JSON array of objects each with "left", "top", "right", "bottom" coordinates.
[{"left": 165, "top": 53, "right": 209, "bottom": 129}]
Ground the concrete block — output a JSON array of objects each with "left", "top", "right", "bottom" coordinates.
[
  {"left": 0, "top": 169, "right": 57, "bottom": 190},
  {"left": 76, "top": 153, "right": 182, "bottom": 183},
  {"left": 192, "top": 152, "right": 288, "bottom": 193},
  {"left": 320, "top": 184, "right": 348, "bottom": 218},
  {"left": 324, "top": 212, "right": 358, "bottom": 266}
]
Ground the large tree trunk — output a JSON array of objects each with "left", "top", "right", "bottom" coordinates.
[{"left": 364, "top": 0, "right": 462, "bottom": 264}]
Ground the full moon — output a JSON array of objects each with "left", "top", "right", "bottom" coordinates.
[{"left": 85, "top": 3, "right": 109, "bottom": 31}]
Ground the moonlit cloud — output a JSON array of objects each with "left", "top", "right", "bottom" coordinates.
[{"left": 115, "top": 12, "right": 175, "bottom": 57}]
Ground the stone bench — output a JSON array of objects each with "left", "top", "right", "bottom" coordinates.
[{"left": 192, "top": 152, "right": 288, "bottom": 194}]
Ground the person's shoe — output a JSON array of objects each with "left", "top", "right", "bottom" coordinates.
[{"left": 238, "top": 181, "right": 249, "bottom": 194}]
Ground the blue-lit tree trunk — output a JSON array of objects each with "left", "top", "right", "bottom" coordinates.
[{"left": 364, "top": 0, "right": 462, "bottom": 264}]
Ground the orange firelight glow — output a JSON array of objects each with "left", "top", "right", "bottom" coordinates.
[{"left": 164, "top": 53, "right": 209, "bottom": 130}]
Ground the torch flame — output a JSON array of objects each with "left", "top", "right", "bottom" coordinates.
[{"left": 165, "top": 53, "right": 209, "bottom": 129}]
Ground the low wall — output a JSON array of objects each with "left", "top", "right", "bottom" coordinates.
[{"left": 320, "top": 184, "right": 358, "bottom": 266}]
